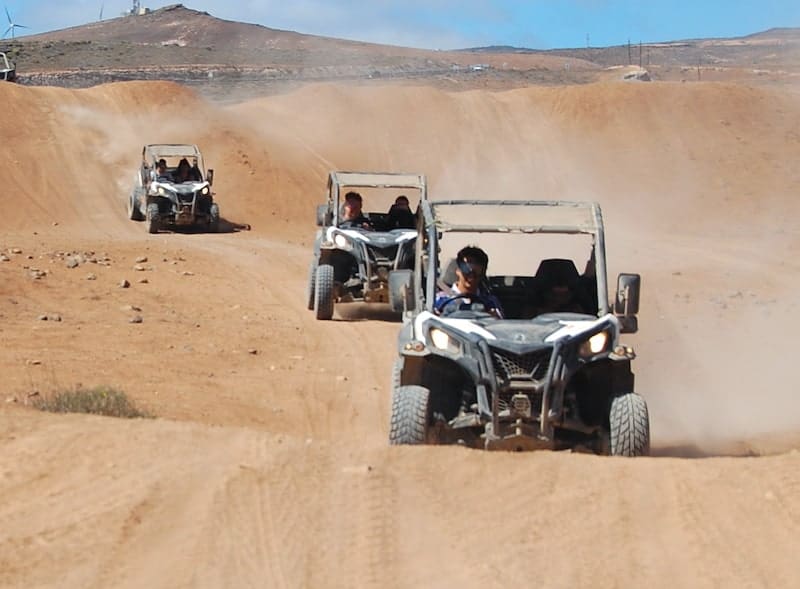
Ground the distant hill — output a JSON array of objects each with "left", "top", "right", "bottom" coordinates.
[{"left": 2, "top": 4, "right": 798, "bottom": 98}]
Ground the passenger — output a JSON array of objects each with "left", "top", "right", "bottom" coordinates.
[
  {"left": 434, "top": 246, "right": 504, "bottom": 318},
  {"left": 340, "top": 191, "right": 372, "bottom": 229},
  {"left": 388, "top": 195, "right": 416, "bottom": 229},
  {"left": 173, "top": 158, "right": 194, "bottom": 183}
]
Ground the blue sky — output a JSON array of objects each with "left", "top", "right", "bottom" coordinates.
[{"left": 4, "top": 1, "right": 800, "bottom": 49}]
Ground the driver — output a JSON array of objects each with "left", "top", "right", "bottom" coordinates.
[
  {"left": 340, "top": 191, "right": 372, "bottom": 229},
  {"left": 434, "top": 246, "right": 504, "bottom": 318}
]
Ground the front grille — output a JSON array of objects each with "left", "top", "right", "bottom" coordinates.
[
  {"left": 496, "top": 390, "right": 544, "bottom": 416},
  {"left": 369, "top": 245, "right": 399, "bottom": 263},
  {"left": 492, "top": 349, "right": 551, "bottom": 380}
]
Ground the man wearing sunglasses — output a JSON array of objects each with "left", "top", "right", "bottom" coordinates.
[{"left": 434, "top": 246, "right": 504, "bottom": 318}]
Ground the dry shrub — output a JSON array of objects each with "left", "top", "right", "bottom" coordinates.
[{"left": 32, "top": 386, "right": 151, "bottom": 419}]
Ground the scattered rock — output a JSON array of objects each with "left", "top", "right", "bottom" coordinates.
[
  {"left": 65, "top": 258, "right": 80, "bottom": 269},
  {"left": 26, "top": 359, "right": 42, "bottom": 365},
  {"left": 5, "top": 396, "right": 17, "bottom": 404},
  {"left": 336, "top": 375, "right": 348, "bottom": 382},
  {"left": 37, "top": 313, "right": 62, "bottom": 322},
  {"left": 9, "top": 247, "right": 22, "bottom": 254},
  {"left": 129, "top": 315, "right": 143, "bottom": 324},
  {"left": 29, "top": 269, "right": 47, "bottom": 280},
  {"left": 138, "top": 278, "right": 149, "bottom": 284},
  {"left": 86, "top": 273, "right": 97, "bottom": 280},
  {"left": 133, "top": 265, "right": 146, "bottom": 271},
  {"left": 0, "top": 253, "right": 9, "bottom": 262},
  {"left": 119, "top": 279, "right": 131, "bottom": 288},
  {"left": 247, "top": 348, "right": 258, "bottom": 355},
  {"left": 135, "top": 255, "right": 148, "bottom": 263},
  {"left": 182, "top": 271, "right": 194, "bottom": 276},
  {"left": 121, "top": 305, "right": 142, "bottom": 312}
]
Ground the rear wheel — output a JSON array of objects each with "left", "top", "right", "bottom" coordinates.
[
  {"left": 389, "top": 385, "right": 431, "bottom": 445},
  {"left": 208, "top": 203, "right": 220, "bottom": 233},
  {"left": 314, "top": 264, "right": 335, "bottom": 320},
  {"left": 609, "top": 392, "right": 650, "bottom": 456},
  {"left": 145, "top": 203, "right": 160, "bottom": 234},
  {"left": 306, "top": 261, "right": 317, "bottom": 311}
]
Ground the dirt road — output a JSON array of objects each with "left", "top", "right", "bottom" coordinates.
[{"left": 1, "top": 79, "right": 799, "bottom": 588}]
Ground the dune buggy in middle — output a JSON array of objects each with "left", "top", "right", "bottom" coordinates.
[
  {"left": 307, "top": 171, "right": 427, "bottom": 320},
  {"left": 128, "top": 144, "right": 219, "bottom": 233}
]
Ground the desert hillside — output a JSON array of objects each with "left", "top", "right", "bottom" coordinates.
[{"left": 1, "top": 74, "right": 800, "bottom": 587}]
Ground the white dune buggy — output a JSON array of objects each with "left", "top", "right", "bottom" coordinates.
[
  {"left": 307, "top": 171, "right": 427, "bottom": 320},
  {"left": 128, "top": 144, "right": 219, "bottom": 233},
  {"left": 388, "top": 199, "right": 649, "bottom": 456}
]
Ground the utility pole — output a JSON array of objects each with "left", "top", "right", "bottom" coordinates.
[
  {"left": 586, "top": 33, "right": 590, "bottom": 49},
  {"left": 639, "top": 41, "right": 642, "bottom": 67},
  {"left": 627, "top": 39, "right": 631, "bottom": 65}
]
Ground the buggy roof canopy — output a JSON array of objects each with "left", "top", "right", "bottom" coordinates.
[
  {"left": 430, "top": 200, "right": 602, "bottom": 234},
  {"left": 143, "top": 144, "right": 202, "bottom": 159},
  {"left": 330, "top": 171, "right": 426, "bottom": 191}
]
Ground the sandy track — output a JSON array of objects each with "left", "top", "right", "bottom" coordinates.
[{"left": 1, "top": 79, "right": 800, "bottom": 587}]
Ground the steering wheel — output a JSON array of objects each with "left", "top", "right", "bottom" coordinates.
[{"left": 437, "top": 293, "right": 497, "bottom": 317}]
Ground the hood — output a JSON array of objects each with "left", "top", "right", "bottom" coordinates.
[
  {"left": 153, "top": 180, "right": 209, "bottom": 195},
  {"left": 335, "top": 227, "right": 416, "bottom": 246},
  {"left": 429, "top": 311, "right": 608, "bottom": 355}
]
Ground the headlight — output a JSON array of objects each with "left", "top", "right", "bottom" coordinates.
[
  {"left": 201, "top": 186, "right": 210, "bottom": 195},
  {"left": 157, "top": 186, "right": 166, "bottom": 196},
  {"left": 430, "top": 328, "right": 461, "bottom": 354},
  {"left": 333, "top": 233, "right": 351, "bottom": 249},
  {"left": 579, "top": 331, "right": 610, "bottom": 358}
]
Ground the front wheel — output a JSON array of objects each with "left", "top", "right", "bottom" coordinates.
[
  {"left": 128, "top": 189, "right": 144, "bottom": 221},
  {"left": 608, "top": 392, "right": 650, "bottom": 456},
  {"left": 306, "top": 261, "right": 317, "bottom": 311},
  {"left": 208, "top": 203, "right": 220, "bottom": 233},
  {"left": 145, "top": 203, "right": 160, "bottom": 234},
  {"left": 389, "top": 385, "right": 431, "bottom": 445},
  {"left": 314, "top": 264, "right": 335, "bottom": 320}
]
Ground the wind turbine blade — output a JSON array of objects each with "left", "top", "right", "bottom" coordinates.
[
  {"left": 17, "top": 24, "right": 28, "bottom": 28},
  {"left": 2, "top": 26, "right": 9, "bottom": 39},
  {"left": 4, "top": 6, "right": 10, "bottom": 24}
]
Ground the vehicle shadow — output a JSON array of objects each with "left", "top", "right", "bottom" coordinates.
[
  {"left": 334, "top": 303, "right": 403, "bottom": 324},
  {"left": 159, "top": 217, "right": 251, "bottom": 235}
]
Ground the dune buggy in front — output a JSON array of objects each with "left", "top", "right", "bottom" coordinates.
[{"left": 388, "top": 199, "right": 648, "bottom": 456}]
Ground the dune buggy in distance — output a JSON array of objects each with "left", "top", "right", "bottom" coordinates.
[
  {"left": 128, "top": 144, "right": 219, "bottom": 233},
  {"left": 0, "top": 52, "right": 16, "bottom": 82},
  {"left": 307, "top": 171, "right": 427, "bottom": 320},
  {"left": 388, "top": 199, "right": 648, "bottom": 456}
]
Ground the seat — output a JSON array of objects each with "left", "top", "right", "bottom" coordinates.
[
  {"left": 387, "top": 204, "right": 416, "bottom": 229},
  {"left": 532, "top": 258, "right": 592, "bottom": 315}
]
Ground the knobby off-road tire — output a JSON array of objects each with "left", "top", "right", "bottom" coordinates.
[
  {"left": 314, "top": 263, "right": 335, "bottom": 320},
  {"left": 609, "top": 392, "right": 650, "bottom": 456},
  {"left": 306, "top": 261, "right": 317, "bottom": 311},
  {"left": 390, "top": 358, "right": 403, "bottom": 392},
  {"left": 145, "top": 203, "right": 160, "bottom": 234},
  {"left": 128, "top": 189, "right": 145, "bottom": 221},
  {"left": 389, "top": 385, "right": 431, "bottom": 445},
  {"left": 208, "top": 203, "right": 220, "bottom": 233}
]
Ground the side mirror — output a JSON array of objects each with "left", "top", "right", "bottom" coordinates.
[
  {"left": 389, "top": 270, "right": 414, "bottom": 313},
  {"left": 614, "top": 273, "right": 641, "bottom": 333},
  {"left": 207, "top": 169, "right": 214, "bottom": 186},
  {"left": 316, "top": 204, "right": 331, "bottom": 227}
]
